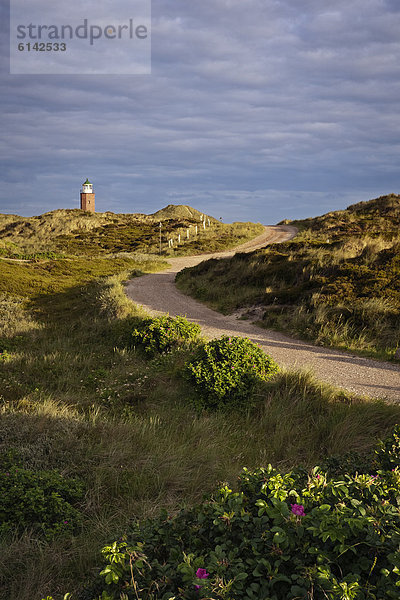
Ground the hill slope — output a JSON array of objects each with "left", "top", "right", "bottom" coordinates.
[
  {"left": 291, "top": 193, "right": 400, "bottom": 238},
  {"left": 151, "top": 203, "right": 219, "bottom": 222},
  {"left": 0, "top": 206, "right": 261, "bottom": 257},
  {"left": 176, "top": 194, "right": 400, "bottom": 359}
]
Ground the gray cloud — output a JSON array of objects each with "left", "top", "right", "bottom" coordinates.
[{"left": 0, "top": 0, "right": 399, "bottom": 222}]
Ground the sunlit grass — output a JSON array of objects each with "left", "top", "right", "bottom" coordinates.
[{"left": 0, "top": 207, "right": 263, "bottom": 258}]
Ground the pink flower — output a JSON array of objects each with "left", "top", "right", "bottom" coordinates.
[
  {"left": 291, "top": 503, "right": 305, "bottom": 517},
  {"left": 196, "top": 568, "right": 209, "bottom": 580},
  {"left": 194, "top": 568, "right": 209, "bottom": 589}
]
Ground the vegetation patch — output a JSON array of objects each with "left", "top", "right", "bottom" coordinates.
[
  {"left": 0, "top": 452, "right": 84, "bottom": 540},
  {"left": 0, "top": 255, "right": 166, "bottom": 299},
  {"left": 83, "top": 427, "right": 400, "bottom": 600},
  {"left": 131, "top": 315, "right": 201, "bottom": 356},
  {"left": 185, "top": 336, "right": 279, "bottom": 410},
  {"left": 0, "top": 206, "right": 263, "bottom": 258}
]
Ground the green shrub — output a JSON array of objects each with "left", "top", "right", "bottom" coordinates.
[
  {"left": 375, "top": 424, "right": 400, "bottom": 471},
  {"left": 93, "top": 455, "right": 400, "bottom": 600},
  {"left": 0, "top": 461, "right": 84, "bottom": 540},
  {"left": 321, "top": 426, "right": 400, "bottom": 478},
  {"left": 321, "top": 450, "right": 377, "bottom": 478},
  {"left": 131, "top": 315, "right": 201, "bottom": 356},
  {"left": 0, "top": 348, "right": 11, "bottom": 362},
  {"left": 185, "top": 336, "right": 279, "bottom": 409}
]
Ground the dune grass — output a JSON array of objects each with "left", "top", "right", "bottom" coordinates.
[
  {"left": 0, "top": 207, "right": 263, "bottom": 258},
  {"left": 0, "top": 256, "right": 399, "bottom": 599},
  {"left": 0, "top": 254, "right": 166, "bottom": 300},
  {"left": 176, "top": 194, "right": 400, "bottom": 360}
]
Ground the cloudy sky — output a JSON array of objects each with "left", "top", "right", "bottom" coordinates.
[{"left": 1, "top": 0, "right": 400, "bottom": 223}]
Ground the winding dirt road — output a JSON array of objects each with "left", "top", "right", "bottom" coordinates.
[{"left": 125, "top": 226, "right": 400, "bottom": 401}]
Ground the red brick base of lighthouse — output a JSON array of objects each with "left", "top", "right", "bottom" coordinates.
[{"left": 80, "top": 193, "right": 95, "bottom": 212}]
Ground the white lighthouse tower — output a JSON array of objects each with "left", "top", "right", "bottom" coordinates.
[{"left": 80, "top": 178, "right": 95, "bottom": 212}]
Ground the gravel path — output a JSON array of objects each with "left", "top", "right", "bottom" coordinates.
[{"left": 125, "top": 226, "right": 400, "bottom": 402}]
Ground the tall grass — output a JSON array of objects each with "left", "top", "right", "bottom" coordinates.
[
  {"left": 0, "top": 254, "right": 166, "bottom": 297},
  {"left": 163, "top": 221, "right": 264, "bottom": 256},
  {"left": 0, "top": 294, "right": 41, "bottom": 338}
]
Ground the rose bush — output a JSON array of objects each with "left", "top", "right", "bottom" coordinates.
[{"left": 87, "top": 426, "right": 400, "bottom": 600}]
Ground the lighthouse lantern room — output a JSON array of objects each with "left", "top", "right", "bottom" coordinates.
[{"left": 80, "top": 178, "right": 95, "bottom": 212}]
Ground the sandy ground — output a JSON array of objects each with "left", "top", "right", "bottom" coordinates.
[{"left": 125, "top": 225, "right": 400, "bottom": 402}]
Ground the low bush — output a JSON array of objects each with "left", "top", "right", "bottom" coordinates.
[
  {"left": 0, "top": 348, "right": 11, "bottom": 362},
  {"left": 375, "top": 424, "right": 400, "bottom": 471},
  {"left": 89, "top": 427, "right": 400, "bottom": 600},
  {"left": 321, "top": 451, "right": 377, "bottom": 478},
  {"left": 185, "top": 336, "right": 279, "bottom": 409},
  {"left": 131, "top": 315, "right": 201, "bottom": 356},
  {"left": 0, "top": 456, "right": 84, "bottom": 540},
  {"left": 322, "top": 425, "right": 400, "bottom": 477}
]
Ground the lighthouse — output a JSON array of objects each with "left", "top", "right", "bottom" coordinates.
[{"left": 80, "top": 178, "right": 95, "bottom": 212}]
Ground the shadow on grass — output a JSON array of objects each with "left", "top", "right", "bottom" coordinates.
[{"left": 0, "top": 279, "right": 146, "bottom": 405}]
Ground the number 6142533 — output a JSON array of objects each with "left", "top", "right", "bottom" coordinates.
[{"left": 18, "top": 42, "right": 67, "bottom": 51}]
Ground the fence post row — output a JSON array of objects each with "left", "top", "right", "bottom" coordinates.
[{"left": 165, "top": 215, "right": 212, "bottom": 249}]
